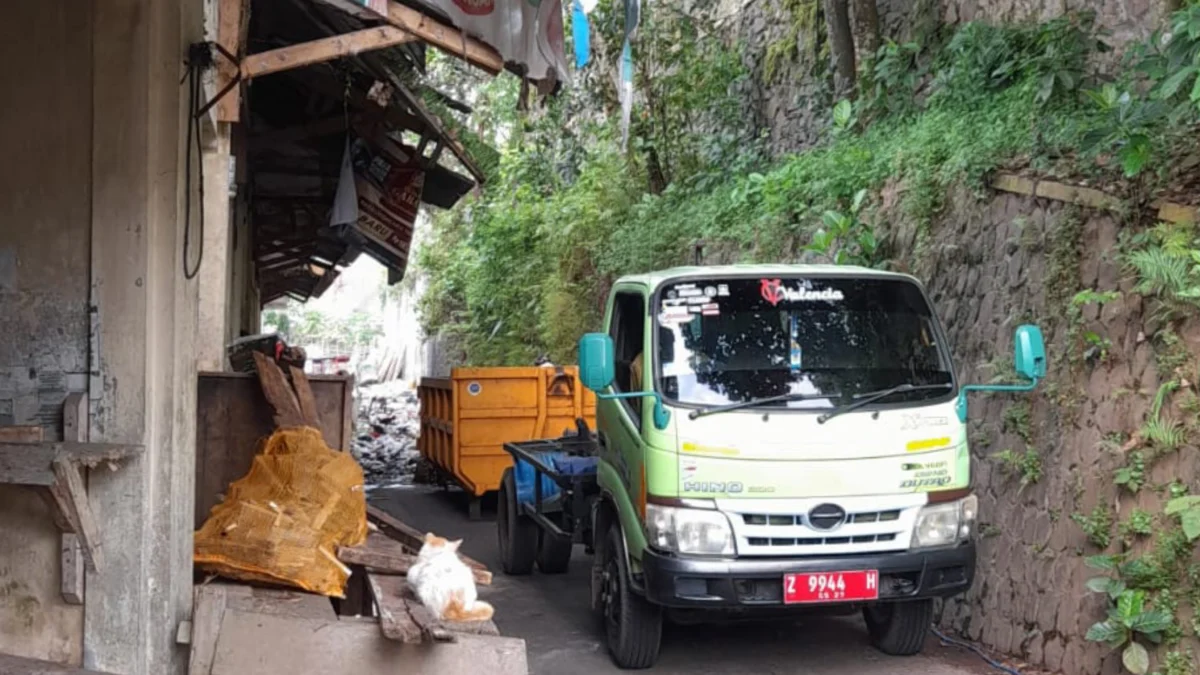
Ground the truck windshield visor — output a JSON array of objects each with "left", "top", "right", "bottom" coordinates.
[{"left": 655, "top": 276, "right": 954, "bottom": 409}]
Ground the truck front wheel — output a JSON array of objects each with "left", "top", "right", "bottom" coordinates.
[
  {"left": 498, "top": 468, "right": 537, "bottom": 575},
  {"left": 600, "top": 526, "right": 662, "bottom": 669},
  {"left": 864, "top": 599, "right": 933, "bottom": 656}
]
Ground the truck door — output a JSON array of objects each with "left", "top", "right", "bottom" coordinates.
[{"left": 599, "top": 287, "right": 649, "bottom": 514}]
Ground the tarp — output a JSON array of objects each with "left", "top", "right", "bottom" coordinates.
[
  {"left": 418, "top": 0, "right": 569, "bottom": 82},
  {"left": 194, "top": 427, "right": 369, "bottom": 597}
]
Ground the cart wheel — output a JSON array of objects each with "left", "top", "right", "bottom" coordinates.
[
  {"left": 601, "top": 525, "right": 662, "bottom": 669},
  {"left": 536, "top": 530, "right": 572, "bottom": 574},
  {"left": 498, "top": 468, "right": 537, "bottom": 575}
]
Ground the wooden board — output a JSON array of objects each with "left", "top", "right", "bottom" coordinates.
[
  {"left": 0, "top": 653, "right": 117, "bottom": 674},
  {"left": 206, "top": 611, "right": 527, "bottom": 675},
  {"left": 340, "top": 533, "right": 491, "bottom": 585},
  {"left": 366, "top": 504, "right": 491, "bottom": 582},
  {"left": 368, "top": 574, "right": 499, "bottom": 640},
  {"left": 194, "top": 371, "right": 355, "bottom": 528}
]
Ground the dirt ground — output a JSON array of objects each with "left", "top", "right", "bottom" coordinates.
[{"left": 370, "top": 486, "right": 995, "bottom": 675}]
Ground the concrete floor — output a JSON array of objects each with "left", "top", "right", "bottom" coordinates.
[{"left": 370, "top": 486, "right": 991, "bottom": 675}]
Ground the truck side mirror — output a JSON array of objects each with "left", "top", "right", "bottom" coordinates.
[
  {"left": 1013, "top": 325, "right": 1047, "bottom": 381},
  {"left": 578, "top": 333, "right": 615, "bottom": 392},
  {"left": 956, "top": 324, "right": 1047, "bottom": 423},
  {"left": 577, "top": 332, "right": 672, "bottom": 430}
]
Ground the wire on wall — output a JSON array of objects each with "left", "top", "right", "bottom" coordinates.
[{"left": 182, "top": 43, "right": 213, "bottom": 280}]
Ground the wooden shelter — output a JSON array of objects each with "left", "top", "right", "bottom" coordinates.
[{"left": 212, "top": 0, "right": 510, "bottom": 304}]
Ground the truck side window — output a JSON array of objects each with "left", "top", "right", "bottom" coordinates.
[{"left": 609, "top": 291, "right": 646, "bottom": 426}]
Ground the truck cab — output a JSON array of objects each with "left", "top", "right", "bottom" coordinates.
[{"left": 577, "top": 264, "right": 1045, "bottom": 668}]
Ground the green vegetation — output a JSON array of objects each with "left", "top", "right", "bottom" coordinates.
[
  {"left": 991, "top": 447, "right": 1042, "bottom": 487},
  {"left": 1074, "top": 504, "right": 1115, "bottom": 550}
]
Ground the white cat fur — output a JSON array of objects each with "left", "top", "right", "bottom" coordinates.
[{"left": 407, "top": 532, "right": 494, "bottom": 622}]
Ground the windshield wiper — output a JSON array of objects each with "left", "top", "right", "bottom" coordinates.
[
  {"left": 816, "top": 383, "right": 953, "bottom": 425},
  {"left": 688, "top": 392, "right": 833, "bottom": 420}
]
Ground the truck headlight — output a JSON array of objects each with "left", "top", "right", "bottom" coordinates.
[
  {"left": 912, "top": 494, "right": 978, "bottom": 549},
  {"left": 645, "top": 504, "right": 735, "bottom": 556}
]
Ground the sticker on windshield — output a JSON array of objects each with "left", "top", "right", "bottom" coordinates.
[
  {"left": 704, "top": 286, "right": 717, "bottom": 298},
  {"left": 701, "top": 303, "right": 720, "bottom": 316},
  {"left": 717, "top": 284, "right": 730, "bottom": 297},
  {"left": 760, "top": 278, "right": 845, "bottom": 306},
  {"left": 658, "top": 306, "right": 696, "bottom": 326}
]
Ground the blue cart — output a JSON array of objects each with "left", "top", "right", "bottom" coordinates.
[{"left": 497, "top": 419, "right": 601, "bottom": 575}]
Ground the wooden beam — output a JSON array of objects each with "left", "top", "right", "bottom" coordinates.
[
  {"left": 288, "top": 366, "right": 322, "bottom": 429},
  {"left": 47, "top": 457, "right": 102, "bottom": 572},
  {"left": 338, "top": 533, "right": 492, "bottom": 585},
  {"left": 252, "top": 116, "right": 353, "bottom": 146},
  {"left": 365, "top": 573, "right": 423, "bottom": 643},
  {"left": 0, "top": 442, "right": 139, "bottom": 485},
  {"left": 0, "top": 426, "right": 43, "bottom": 443},
  {"left": 252, "top": 352, "right": 306, "bottom": 428},
  {"left": 365, "top": 505, "right": 492, "bottom": 581},
  {"left": 241, "top": 26, "right": 417, "bottom": 80},
  {"left": 216, "top": 0, "right": 248, "bottom": 123},
  {"left": 61, "top": 392, "right": 87, "bottom": 604},
  {"left": 311, "top": 0, "right": 504, "bottom": 75}
]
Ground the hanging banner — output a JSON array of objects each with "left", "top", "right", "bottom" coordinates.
[
  {"left": 571, "top": 0, "right": 590, "bottom": 69},
  {"left": 618, "top": 0, "right": 641, "bottom": 149},
  {"left": 347, "top": 137, "right": 425, "bottom": 263},
  {"left": 413, "top": 0, "right": 569, "bottom": 82}
]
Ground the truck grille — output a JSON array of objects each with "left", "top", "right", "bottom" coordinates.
[{"left": 717, "top": 495, "right": 925, "bottom": 557}]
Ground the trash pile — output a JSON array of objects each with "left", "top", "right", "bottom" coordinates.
[{"left": 352, "top": 380, "right": 422, "bottom": 490}]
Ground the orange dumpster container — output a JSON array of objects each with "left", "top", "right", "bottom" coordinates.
[{"left": 418, "top": 366, "right": 597, "bottom": 518}]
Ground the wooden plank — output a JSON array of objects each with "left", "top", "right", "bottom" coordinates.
[
  {"left": 47, "top": 458, "right": 102, "bottom": 572},
  {"left": 60, "top": 534, "right": 85, "bottom": 605},
  {"left": 312, "top": 0, "right": 503, "bottom": 75},
  {"left": 365, "top": 572, "right": 422, "bottom": 643},
  {"left": 252, "top": 352, "right": 305, "bottom": 428},
  {"left": 288, "top": 366, "right": 322, "bottom": 429},
  {"left": 371, "top": 574, "right": 498, "bottom": 639},
  {"left": 366, "top": 505, "right": 493, "bottom": 583},
  {"left": 0, "top": 442, "right": 141, "bottom": 486},
  {"left": 220, "top": 582, "right": 337, "bottom": 620},
  {"left": 990, "top": 173, "right": 1035, "bottom": 196},
  {"left": 216, "top": 0, "right": 247, "bottom": 122},
  {"left": 341, "top": 374, "right": 355, "bottom": 452},
  {"left": 339, "top": 533, "right": 491, "bottom": 585},
  {"left": 0, "top": 425, "right": 45, "bottom": 443},
  {"left": 61, "top": 393, "right": 87, "bottom": 604},
  {"left": 208, "top": 611, "right": 528, "bottom": 675},
  {"left": 1034, "top": 180, "right": 1121, "bottom": 210},
  {"left": 241, "top": 26, "right": 416, "bottom": 79},
  {"left": 0, "top": 653, "right": 118, "bottom": 674},
  {"left": 189, "top": 584, "right": 229, "bottom": 675}
]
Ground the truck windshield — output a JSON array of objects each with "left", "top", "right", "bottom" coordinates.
[{"left": 655, "top": 276, "right": 953, "bottom": 409}]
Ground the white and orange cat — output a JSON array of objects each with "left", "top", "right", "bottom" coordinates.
[{"left": 408, "top": 532, "right": 494, "bottom": 622}]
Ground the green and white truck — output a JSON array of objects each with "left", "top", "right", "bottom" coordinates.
[{"left": 497, "top": 264, "right": 1046, "bottom": 669}]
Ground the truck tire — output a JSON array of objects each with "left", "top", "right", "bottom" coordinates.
[
  {"left": 536, "top": 531, "right": 572, "bottom": 574},
  {"left": 864, "top": 599, "right": 933, "bottom": 656},
  {"left": 600, "top": 525, "right": 662, "bottom": 669},
  {"left": 498, "top": 469, "right": 537, "bottom": 575}
]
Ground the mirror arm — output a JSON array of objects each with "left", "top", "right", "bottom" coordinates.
[
  {"left": 955, "top": 378, "right": 1040, "bottom": 423},
  {"left": 597, "top": 391, "right": 672, "bottom": 430}
]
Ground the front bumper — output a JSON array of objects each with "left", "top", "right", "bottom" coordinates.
[{"left": 640, "top": 543, "right": 975, "bottom": 608}]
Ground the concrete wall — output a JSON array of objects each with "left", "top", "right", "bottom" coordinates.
[
  {"left": 0, "top": 0, "right": 207, "bottom": 672},
  {"left": 0, "top": 2, "right": 94, "bottom": 664}
]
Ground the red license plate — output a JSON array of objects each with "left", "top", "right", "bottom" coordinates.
[{"left": 783, "top": 570, "right": 879, "bottom": 604}]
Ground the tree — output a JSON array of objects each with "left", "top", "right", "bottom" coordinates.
[
  {"left": 824, "top": 0, "right": 857, "bottom": 94},
  {"left": 851, "top": 0, "right": 882, "bottom": 64}
]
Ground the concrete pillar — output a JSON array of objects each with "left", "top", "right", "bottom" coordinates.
[
  {"left": 85, "top": 0, "right": 202, "bottom": 672},
  {"left": 198, "top": 125, "right": 234, "bottom": 371}
]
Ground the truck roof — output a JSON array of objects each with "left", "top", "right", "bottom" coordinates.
[{"left": 617, "top": 264, "right": 918, "bottom": 290}]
